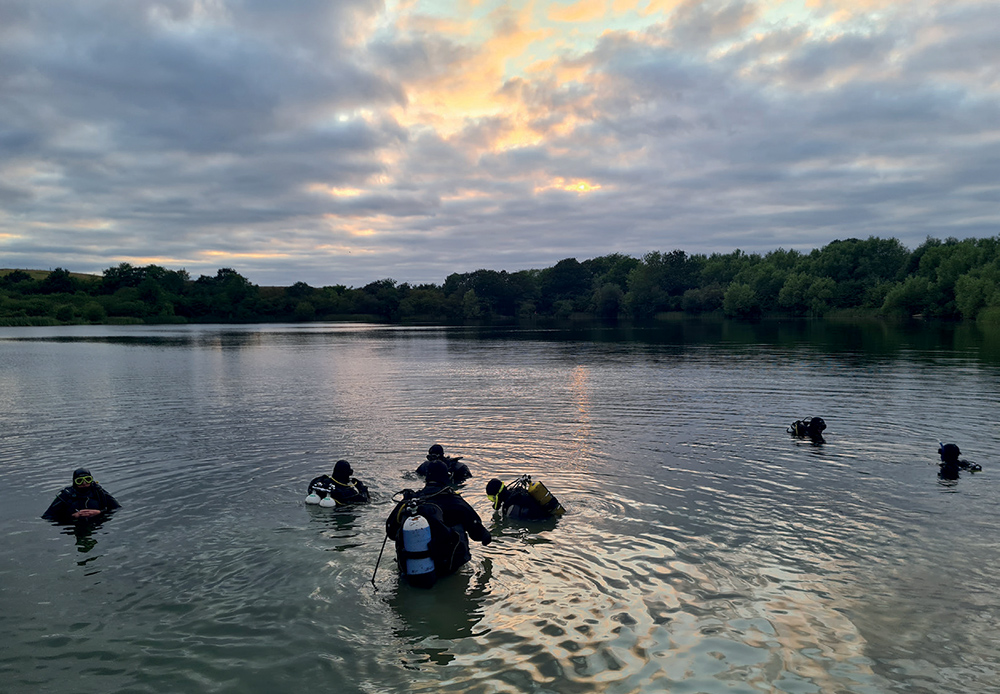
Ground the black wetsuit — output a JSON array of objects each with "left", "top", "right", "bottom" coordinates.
[
  {"left": 386, "top": 482, "right": 490, "bottom": 575},
  {"left": 939, "top": 458, "right": 979, "bottom": 480},
  {"left": 789, "top": 417, "right": 826, "bottom": 440},
  {"left": 415, "top": 456, "right": 472, "bottom": 485},
  {"left": 42, "top": 484, "right": 121, "bottom": 523},
  {"left": 308, "top": 475, "right": 370, "bottom": 505}
]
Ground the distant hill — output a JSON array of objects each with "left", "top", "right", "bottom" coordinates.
[{"left": 0, "top": 269, "right": 100, "bottom": 282}]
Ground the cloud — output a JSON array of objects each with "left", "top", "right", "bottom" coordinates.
[
  {"left": 548, "top": 0, "right": 608, "bottom": 24},
  {"left": 1, "top": 0, "right": 998, "bottom": 287}
]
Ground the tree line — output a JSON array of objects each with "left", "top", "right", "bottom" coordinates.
[{"left": 2, "top": 235, "right": 999, "bottom": 326}]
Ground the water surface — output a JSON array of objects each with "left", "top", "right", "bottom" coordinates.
[{"left": 1, "top": 320, "right": 998, "bottom": 693}]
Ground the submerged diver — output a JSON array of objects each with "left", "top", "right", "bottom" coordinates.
[
  {"left": 42, "top": 468, "right": 121, "bottom": 523},
  {"left": 386, "top": 460, "right": 491, "bottom": 587},
  {"left": 415, "top": 444, "right": 472, "bottom": 485},
  {"left": 306, "top": 459, "right": 370, "bottom": 507},
  {"left": 938, "top": 443, "right": 981, "bottom": 480},
  {"left": 486, "top": 476, "right": 565, "bottom": 521},
  {"left": 788, "top": 416, "right": 827, "bottom": 441}
]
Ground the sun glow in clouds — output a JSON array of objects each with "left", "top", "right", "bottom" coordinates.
[
  {"left": 535, "top": 177, "right": 603, "bottom": 194},
  {"left": 309, "top": 184, "right": 365, "bottom": 198},
  {"left": 3, "top": 0, "right": 994, "bottom": 286}
]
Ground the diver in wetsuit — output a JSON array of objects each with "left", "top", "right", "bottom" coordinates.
[
  {"left": 415, "top": 444, "right": 472, "bottom": 485},
  {"left": 387, "top": 460, "right": 490, "bottom": 583},
  {"left": 486, "top": 477, "right": 563, "bottom": 521},
  {"left": 42, "top": 468, "right": 121, "bottom": 523},
  {"left": 307, "top": 459, "right": 370, "bottom": 505},
  {"left": 938, "top": 443, "right": 981, "bottom": 480},
  {"left": 788, "top": 417, "right": 827, "bottom": 441}
]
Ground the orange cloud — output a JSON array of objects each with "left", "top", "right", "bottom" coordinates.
[
  {"left": 386, "top": 3, "right": 555, "bottom": 142},
  {"left": 612, "top": 0, "right": 686, "bottom": 18},
  {"left": 548, "top": 0, "right": 608, "bottom": 24}
]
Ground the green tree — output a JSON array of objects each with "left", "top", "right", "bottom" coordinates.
[
  {"left": 398, "top": 288, "right": 448, "bottom": 321},
  {"left": 881, "top": 276, "right": 935, "bottom": 317},
  {"left": 540, "top": 258, "right": 592, "bottom": 312},
  {"left": 723, "top": 282, "right": 761, "bottom": 318},
  {"left": 777, "top": 273, "right": 812, "bottom": 314},
  {"left": 38, "top": 268, "right": 78, "bottom": 294},
  {"left": 701, "top": 249, "right": 757, "bottom": 287},
  {"left": 681, "top": 283, "right": 724, "bottom": 313},
  {"left": 462, "top": 289, "right": 483, "bottom": 319},
  {"left": 584, "top": 253, "right": 639, "bottom": 292},
  {"left": 1, "top": 270, "right": 34, "bottom": 289},
  {"left": 955, "top": 266, "right": 1000, "bottom": 320},
  {"left": 592, "top": 283, "right": 624, "bottom": 319},
  {"left": 101, "top": 263, "right": 144, "bottom": 293},
  {"left": 293, "top": 301, "right": 316, "bottom": 321}
]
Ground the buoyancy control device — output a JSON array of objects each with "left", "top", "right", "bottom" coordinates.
[{"left": 526, "top": 479, "right": 565, "bottom": 516}]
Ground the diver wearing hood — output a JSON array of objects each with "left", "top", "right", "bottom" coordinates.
[
  {"left": 386, "top": 460, "right": 490, "bottom": 584},
  {"left": 42, "top": 468, "right": 121, "bottom": 523},
  {"left": 486, "top": 476, "right": 565, "bottom": 521},
  {"left": 788, "top": 417, "right": 827, "bottom": 441},
  {"left": 938, "top": 443, "right": 981, "bottom": 480},
  {"left": 308, "top": 459, "right": 370, "bottom": 505},
  {"left": 415, "top": 444, "right": 472, "bottom": 485}
]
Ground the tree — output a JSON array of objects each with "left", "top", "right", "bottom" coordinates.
[
  {"left": 592, "top": 283, "right": 624, "bottom": 319},
  {"left": 681, "top": 284, "right": 724, "bottom": 313},
  {"left": 955, "top": 267, "right": 1000, "bottom": 320},
  {"left": 462, "top": 289, "right": 483, "bottom": 319},
  {"left": 1, "top": 270, "right": 33, "bottom": 288},
  {"left": 293, "top": 301, "right": 316, "bottom": 321},
  {"left": 881, "top": 277, "right": 935, "bottom": 317},
  {"left": 101, "top": 263, "right": 144, "bottom": 293},
  {"left": 38, "top": 268, "right": 78, "bottom": 294},
  {"left": 701, "top": 249, "right": 757, "bottom": 287},
  {"left": 723, "top": 282, "right": 761, "bottom": 318},
  {"left": 539, "top": 258, "right": 592, "bottom": 311}
]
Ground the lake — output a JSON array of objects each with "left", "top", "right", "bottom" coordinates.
[{"left": 1, "top": 319, "right": 998, "bottom": 693}]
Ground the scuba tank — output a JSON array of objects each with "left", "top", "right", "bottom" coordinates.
[
  {"left": 305, "top": 491, "right": 321, "bottom": 505},
  {"left": 319, "top": 495, "right": 337, "bottom": 508},
  {"left": 401, "top": 512, "right": 436, "bottom": 588},
  {"left": 527, "top": 480, "right": 565, "bottom": 516}
]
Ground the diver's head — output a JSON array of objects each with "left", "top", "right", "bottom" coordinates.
[
  {"left": 424, "top": 459, "right": 450, "bottom": 485},
  {"left": 72, "top": 468, "right": 94, "bottom": 488},
  {"left": 939, "top": 443, "right": 961, "bottom": 462},
  {"left": 486, "top": 478, "right": 504, "bottom": 509},
  {"left": 332, "top": 459, "right": 353, "bottom": 483},
  {"left": 427, "top": 444, "right": 445, "bottom": 459}
]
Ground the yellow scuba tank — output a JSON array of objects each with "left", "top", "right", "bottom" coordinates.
[{"left": 527, "top": 480, "right": 565, "bottom": 516}]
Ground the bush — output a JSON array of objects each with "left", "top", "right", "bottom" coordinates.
[{"left": 83, "top": 303, "right": 107, "bottom": 322}]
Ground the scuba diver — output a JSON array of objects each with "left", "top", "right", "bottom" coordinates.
[
  {"left": 386, "top": 460, "right": 491, "bottom": 588},
  {"left": 306, "top": 459, "right": 370, "bottom": 507},
  {"left": 938, "top": 443, "right": 981, "bottom": 480},
  {"left": 486, "top": 476, "right": 565, "bottom": 521},
  {"left": 42, "top": 468, "right": 121, "bottom": 523},
  {"left": 788, "top": 416, "right": 827, "bottom": 441},
  {"left": 415, "top": 444, "right": 472, "bottom": 485}
]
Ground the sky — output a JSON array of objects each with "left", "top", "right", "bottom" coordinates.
[{"left": 1, "top": 0, "right": 998, "bottom": 287}]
